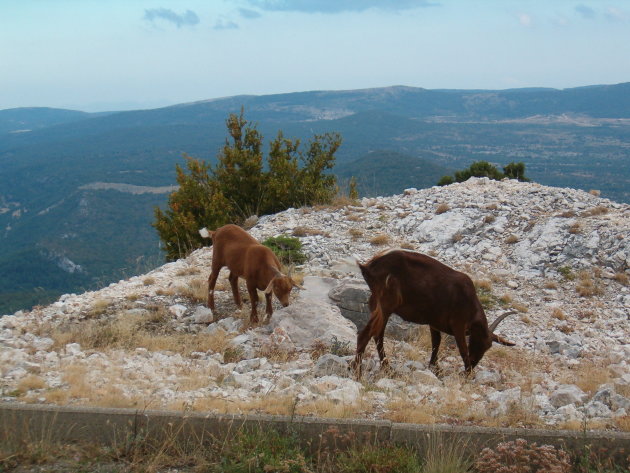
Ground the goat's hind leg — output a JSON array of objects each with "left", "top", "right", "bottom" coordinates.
[
  {"left": 350, "top": 317, "right": 375, "bottom": 378},
  {"left": 207, "top": 264, "right": 222, "bottom": 311},
  {"left": 374, "top": 313, "right": 392, "bottom": 373}
]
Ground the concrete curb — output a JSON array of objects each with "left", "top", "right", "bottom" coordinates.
[{"left": 2, "top": 402, "right": 628, "bottom": 463}]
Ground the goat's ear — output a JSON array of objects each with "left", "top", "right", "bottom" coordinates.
[
  {"left": 264, "top": 278, "right": 275, "bottom": 294},
  {"left": 492, "top": 333, "right": 515, "bottom": 346}
]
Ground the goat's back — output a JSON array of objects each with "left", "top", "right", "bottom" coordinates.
[
  {"left": 212, "top": 224, "right": 259, "bottom": 248},
  {"left": 211, "top": 224, "right": 281, "bottom": 274},
  {"left": 360, "top": 249, "right": 480, "bottom": 328}
]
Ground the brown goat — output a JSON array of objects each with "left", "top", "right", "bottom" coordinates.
[
  {"left": 352, "top": 249, "right": 515, "bottom": 376},
  {"left": 200, "top": 224, "right": 299, "bottom": 323}
]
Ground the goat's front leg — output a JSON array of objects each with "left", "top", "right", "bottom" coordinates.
[
  {"left": 228, "top": 272, "right": 242, "bottom": 309},
  {"left": 452, "top": 326, "right": 472, "bottom": 375},
  {"left": 264, "top": 292, "right": 273, "bottom": 319},
  {"left": 428, "top": 327, "right": 443, "bottom": 376},
  {"left": 246, "top": 280, "right": 259, "bottom": 324}
]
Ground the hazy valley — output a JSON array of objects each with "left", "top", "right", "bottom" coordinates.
[{"left": 1, "top": 83, "right": 630, "bottom": 313}]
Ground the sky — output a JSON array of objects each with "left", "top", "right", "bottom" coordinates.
[{"left": 1, "top": 0, "right": 630, "bottom": 112}]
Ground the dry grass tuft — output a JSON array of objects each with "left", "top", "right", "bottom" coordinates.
[
  {"left": 561, "top": 360, "right": 612, "bottom": 394},
  {"left": 484, "top": 214, "right": 496, "bottom": 224},
  {"left": 296, "top": 398, "right": 365, "bottom": 419},
  {"left": 176, "top": 267, "right": 200, "bottom": 277},
  {"left": 435, "top": 203, "right": 450, "bottom": 214},
  {"left": 552, "top": 307, "right": 566, "bottom": 320},
  {"left": 568, "top": 221, "right": 582, "bottom": 234},
  {"left": 615, "top": 415, "right": 630, "bottom": 431},
  {"left": 292, "top": 226, "right": 328, "bottom": 237},
  {"left": 176, "top": 278, "right": 207, "bottom": 303},
  {"left": 49, "top": 312, "right": 233, "bottom": 357},
  {"left": 86, "top": 299, "right": 112, "bottom": 318},
  {"left": 588, "top": 189, "right": 601, "bottom": 196},
  {"left": 143, "top": 277, "right": 156, "bottom": 286},
  {"left": 512, "top": 302, "right": 529, "bottom": 313},
  {"left": 474, "top": 278, "right": 493, "bottom": 292},
  {"left": 399, "top": 241, "right": 415, "bottom": 250},
  {"left": 544, "top": 280, "right": 558, "bottom": 290},
  {"left": 385, "top": 398, "right": 437, "bottom": 424},
  {"left": 614, "top": 272, "right": 629, "bottom": 286},
  {"left": 369, "top": 234, "right": 390, "bottom": 246},
  {"left": 582, "top": 205, "right": 609, "bottom": 217},
  {"left": 17, "top": 375, "right": 47, "bottom": 394},
  {"left": 348, "top": 227, "right": 363, "bottom": 240},
  {"left": 576, "top": 271, "right": 604, "bottom": 298},
  {"left": 505, "top": 234, "right": 519, "bottom": 244},
  {"left": 452, "top": 231, "right": 464, "bottom": 243}
]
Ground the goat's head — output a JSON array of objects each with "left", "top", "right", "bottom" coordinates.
[
  {"left": 264, "top": 271, "right": 301, "bottom": 307},
  {"left": 469, "top": 311, "right": 516, "bottom": 368}
]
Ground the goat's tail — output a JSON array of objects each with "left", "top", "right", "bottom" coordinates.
[
  {"left": 368, "top": 275, "right": 401, "bottom": 338},
  {"left": 369, "top": 300, "right": 386, "bottom": 339},
  {"left": 199, "top": 227, "right": 214, "bottom": 239}
]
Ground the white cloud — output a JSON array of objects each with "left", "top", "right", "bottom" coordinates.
[
  {"left": 518, "top": 13, "right": 532, "bottom": 27},
  {"left": 144, "top": 8, "right": 200, "bottom": 28}
]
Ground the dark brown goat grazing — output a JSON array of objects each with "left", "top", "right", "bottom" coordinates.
[
  {"left": 200, "top": 224, "right": 299, "bottom": 323},
  {"left": 352, "top": 249, "right": 515, "bottom": 376}
]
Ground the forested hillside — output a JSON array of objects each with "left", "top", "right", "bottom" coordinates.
[{"left": 1, "top": 83, "right": 630, "bottom": 313}]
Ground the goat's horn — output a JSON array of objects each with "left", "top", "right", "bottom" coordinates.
[
  {"left": 264, "top": 279, "right": 274, "bottom": 294},
  {"left": 489, "top": 310, "right": 517, "bottom": 332},
  {"left": 492, "top": 333, "right": 516, "bottom": 346}
]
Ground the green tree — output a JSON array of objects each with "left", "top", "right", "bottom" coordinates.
[
  {"left": 503, "top": 161, "right": 529, "bottom": 181},
  {"left": 348, "top": 176, "right": 359, "bottom": 200},
  {"left": 438, "top": 161, "right": 529, "bottom": 186},
  {"left": 213, "top": 110, "right": 266, "bottom": 221},
  {"left": 153, "top": 110, "right": 342, "bottom": 261},
  {"left": 437, "top": 175, "right": 454, "bottom": 186},
  {"left": 153, "top": 156, "right": 231, "bottom": 261},
  {"left": 454, "top": 160, "right": 504, "bottom": 181}
]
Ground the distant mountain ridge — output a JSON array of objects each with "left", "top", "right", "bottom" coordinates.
[{"left": 1, "top": 82, "right": 630, "bottom": 313}]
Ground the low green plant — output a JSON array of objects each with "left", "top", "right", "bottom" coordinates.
[
  {"left": 263, "top": 235, "right": 308, "bottom": 265},
  {"left": 558, "top": 266, "right": 575, "bottom": 281},
  {"left": 421, "top": 432, "right": 472, "bottom": 473},
  {"left": 335, "top": 443, "right": 422, "bottom": 473},
  {"left": 217, "top": 428, "right": 313, "bottom": 473},
  {"left": 329, "top": 335, "right": 353, "bottom": 356}
]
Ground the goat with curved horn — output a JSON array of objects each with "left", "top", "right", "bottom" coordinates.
[{"left": 352, "top": 249, "right": 517, "bottom": 377}]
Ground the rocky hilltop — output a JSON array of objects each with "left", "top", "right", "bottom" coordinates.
[{"left": 1, "top": 178, "right": 629, "bottom": 430}]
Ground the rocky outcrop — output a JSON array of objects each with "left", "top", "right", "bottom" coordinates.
[{"left": 1, "top": 178, "right": 628, "bottom": 430}]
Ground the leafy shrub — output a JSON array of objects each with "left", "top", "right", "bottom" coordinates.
[
  {"left": 335, "top": 443, "right": 421, "bottom": 473},
  {"left": 217, "top": 428, "right": 312, "bottom": 473},
  {"left": 154, "top": 110, "right": 341, "bottom": 261},
  {"left": 475, "top": 439, "right": 571, "bottom": 473},
  {"left": 438, "top": 161, "right": 529, "bottom": 186},
  {"left": 262, "top": 235, "right": 308, "bottom": 265}
]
